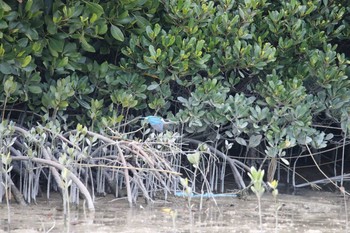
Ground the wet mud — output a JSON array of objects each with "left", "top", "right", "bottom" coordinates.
[{"left": 0, "top": 189, "right": 348, "bottom": 233}]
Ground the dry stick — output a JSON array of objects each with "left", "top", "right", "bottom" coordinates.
[
  {"left": 14, "top": 126, "right": 65, "bottom": 190},
  {"left": 42, "top": 126, "right": 81, "bottom": 150},
  {"left": 65, "top": 129, "right": 134, "bottom": 204},
  {"left": 137, "top": 143, "right": 175, "bottom": 172},
  {"left": 76, "top": 131, "right": 174, "bottom": 202},
  {"left": 267, "top": 157, "right": 277, "bottom": 182},
  {"left": 229, "top": 141, "right": 350, "bottom": 161},
  {"left": 110, "top": 144, "right": 173, "bottom": 203},
  {"left": 292, "top": 150, "right": 307, "bottom": 189},
  {"left": 89, "top": 143, "right": 117, "bottom": 158},
  {"left": 127, "top": 163, "right": 152, "bottom": 202},
  {"left": 183, "top": 138, "right": 251, "bottom": 171},
  {"left": 3, "top": 172, "right": 27, "bottom": 206},
  {"left": 183, "top": 138, "right": 249, "bottom": 189},
  {"left": 340, "top": 186, "right": 349, "bottom": 231},
  {"left": 69, "top": 129, "right": 121, "bottom": 144},
  {"left": 293, "top": 174, "right": 350, "bottom": 188},
  {"left": 144, "top": 151, "right": 173, "bottom": 175},
  {"left": 0, "top": 148, "right": 27, "bottom": 206},
  {"left": 3, "top": 166, "right": 11, "bottom": 225},
  {"left": 145, "top": 145, "right": 179, "bottom": 172},
  {"left": 115, "top": 143, "right": 133, "bottom": 206},
  {"left": 104, "top": 169, "right": 128, "bottom": 196},
  {"left": 67, "top": 129, "right": 181, "bottom": 201},
  {"left": 276, "top": 160, "right": 321, "bottom": 190},
  {"left": 128, "top": 143, "right": 156, "bottom": 167},
  {"left": 2, "top": 108, "right": 43, "bottom": 119},
  {"left": 13, "top": 126, "right": 95, "bottom": 211},
  {"left": 2, "top": 95, "right": 8, "bottom": 121},
  {"left": 71, "top": 161, "right": 181, "bottom": 175},
  {"left": 129, "top": 144, "right": 176, "bottom": 193},
  {"left": 308, "top": 140, "right": 349, "bottom": 231},
  {"left": 341, "top": 131, "right": 346, "bottom": 187},
  {"left": 10, "top": 155, "right": 95, "bottom": 210},
  {"left": 305, "top": 144, "right": 350, "bottom": 196}
]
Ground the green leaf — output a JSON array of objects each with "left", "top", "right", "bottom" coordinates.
[
  {"left": 187, "top": 151, "right": 200, "bottom": 167},
  {"left": 77, "top": 98, "right": 91, "bottom": 109},
  {"left": 98, "top": 24, "right": 108, "bottom": 34},
  {"left": 149, "top": 45, "right": 156, "bottom": 57},
  {"left": 28, "top": 85, "right": 42, "bottom": 94},
  {"left": 18, "top": 38, "right": 29, "bottom": 47},
  {"left": 154, "top": 24, "right": 161, "bottom": 37},
  {"left": 196, "top": 40, "right": 205, "bottom": 51},
  {"left": 110, "top": 24, "right": 124, "bottom": 42},
  {"left": 280, "top": 157, "right": 289, "bottom": 166},
  {"left": 4, "top": 76, "right": 17, "bottom": 95},
  {"left": 145, "top": 25, "right": 153, "bottom": 39},
  {"left": 90, "top": 13, "right": 98, "bottom": 24},
  {"left": 25, "top": 0, "right": 33, "bottom": 12},
  {"left": 0, "top": 63, "right": 13, "bottom": 75},
  {"left": 21, "top": 55, "right": 32, "bottom": 67},
  {"left": 59, "top": 101, "right": 69, "bottom": 108},
  {"left": 0, "top": 0, "right": 11, "bottom": 12},
  {"left": 147, "top": 83, "right": 159, "bottom": 90},
  {"left": 180, "top": 177, "right": 188, "bottom": 187},
  {"left": 45, "top": 16, "right": 57, "bottom": 34},
  {"left": 325, "top": 133, "right": 333, "bottom": 141},
  {"left": 136, "top": 63, "right": 149, "bottom": 69},
  {"left": 100, "top": 61, "right": 109, "bottom": 73},
  {"left": 248, "top": 134, "right": 262, "bottom": 148},
  {"left": 134, "top": 15, "right": 150, "bottom": 29},
  {"left": 80, "top": 36, "right": 95, "bottom": 53},
  {"left": 49, "top": 37, "right": 64, "bottom": 53},
  {"left": 177, "top": 96, "right": 187, "bottom": 104},
  {"left": 236, "top": 137, "right": 247, "bottom": 146},
  {"left": 143, "top": 56, "right": 156, "bottom": 64},
  {"left": 225, "top": 131, "right": 233, "bottom": 137},
  {"left": 0, "top": 20, "right": 8, "bottom": 29},
  {"left": 57, "top": 57, "right": 68, "bottom": 68},
  {"left": 84, "top": 1, "right": 104, "bottom": 17}
]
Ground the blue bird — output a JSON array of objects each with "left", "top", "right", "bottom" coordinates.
[
  {"left": 144, "top": 116, "right": 166, "bottom": 132},
  {"left": 144, "top": 116, "right": 176, "bottom": 132}
]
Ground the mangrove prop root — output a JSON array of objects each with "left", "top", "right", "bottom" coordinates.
[{"left": 11, "top": 155, "right": 95, "bottom": 211}]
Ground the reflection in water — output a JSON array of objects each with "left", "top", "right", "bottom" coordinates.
[{"left": 0, "top": 190, "right": 348, "bottom": 233}]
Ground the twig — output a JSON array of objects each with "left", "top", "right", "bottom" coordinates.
[
  {"left": 12, "top": 126, "right": 96, "bottom": 210},
  {"left": 183, "top": 138, "right": 249, "bottom": 189},
  {"left": 113, "top": 143, "right": 132, "bottom": 206},
  {"left": 305, "top": 144, "right": 350, "bottom": 196}
]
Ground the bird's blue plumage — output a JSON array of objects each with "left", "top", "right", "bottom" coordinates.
[{"left": 145, "top": 116, "right": 164, "bottom": 132}]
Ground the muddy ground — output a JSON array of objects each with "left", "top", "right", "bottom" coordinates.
[{"left": 0, "top": 188, "right": 348, "bottom": 233}]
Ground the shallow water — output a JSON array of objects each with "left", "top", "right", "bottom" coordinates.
[{"left": 0, "top": 190, "right": 348, "bottom": 233}]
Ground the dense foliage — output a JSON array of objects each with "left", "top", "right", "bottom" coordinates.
[
  {"left": 0, "top": 0, "right": 350, "bottom": 207},
  {"left": 1, "top": 0, "right": 349, "bottom": 141}
]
